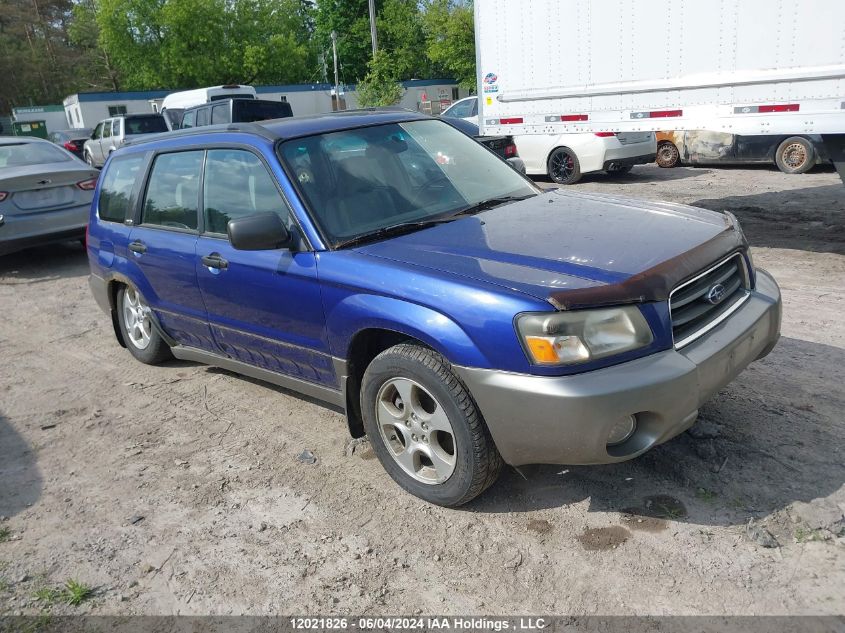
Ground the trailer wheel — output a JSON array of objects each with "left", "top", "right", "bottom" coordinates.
[
  {"left": 656, "top": 141, "right": 680, "bottom": 168},
  {"left": 547, "top": 147, "right": 582, "bottom": 185},
  {"left": 775, "top": 137, "right": 814, "bottom": 174}
]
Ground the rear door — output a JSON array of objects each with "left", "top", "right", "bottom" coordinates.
[
  {"left": 194, "top": 148, "right": 334, "bottom": 386},
  {"left": 126, "top": 149, "right": 215, "bottom": 350}
]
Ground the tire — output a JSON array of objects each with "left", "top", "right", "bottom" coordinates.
[
  {"left": 84, "top": 151, "right": 95, "bottom": 168},
  {"left": 606, "top": 164, "right": 633, "bottom": 176},
  {"left": 115, "top": 285, "right": 171, "bottom": 365},
  {"left": 775, "top": 136, "right": 814, "bottom": 174},
  {"left": 656, "top": 141, "right": 680, "bottom": 168},
  {"left": 547, "top": 147, "right": 582, "bottom": 185},
  {"left": 361, "top": 343, "right": 503, "bottom": 507}
]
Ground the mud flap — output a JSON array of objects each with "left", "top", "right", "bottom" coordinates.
[{"left": 822, "top": 134, "right": 845, "bottom": 185}]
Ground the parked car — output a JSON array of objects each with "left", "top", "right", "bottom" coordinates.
[
  {"left": 87, "top": 111, "right": 781, "bottom": 506},
  {"left": 516, "top": 131, "right": 657, "bottom": 185},
  {"left": 441, "top": 96, "right": 478, "bottom": 122},
  {"left": 655, "top": 131, "right": 829, "bottom": 173},
  {"left": 0, "top": 136, "right": 98, "bottom": 256},
  {"left": 49, "top": 128, "right": 93, "bottom": 160},
  {"left": 83, "top": 114, "right": 168, "bottom": 168},
  {"left": 441, "top": 117, "right": 524, "bottom": 173},
  {"left": 180, "top": 98, "right": 293, "bottom": 129}
]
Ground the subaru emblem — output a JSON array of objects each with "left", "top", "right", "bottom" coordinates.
[{"left": 706, "top": 283, "right": 728, "bottom": 305}]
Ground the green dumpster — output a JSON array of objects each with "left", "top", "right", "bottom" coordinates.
[{"left": 12, "top": 120, "right": 48, "bottom": 139}]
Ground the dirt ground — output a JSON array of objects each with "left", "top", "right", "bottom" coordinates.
[{"left": 1, "top": 163, "right": 843, "bottom": 617}]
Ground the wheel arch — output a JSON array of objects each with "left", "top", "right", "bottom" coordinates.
[
  {"left": 330, "top": 296, "right": 492, "bottom": 439},
  {"left": 342, "top": 328, "right": 432, "bottom": 438}
]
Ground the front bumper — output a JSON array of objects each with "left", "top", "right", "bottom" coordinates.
[{"left": 456, "top": 269, "right": 782, "bottom": 466}]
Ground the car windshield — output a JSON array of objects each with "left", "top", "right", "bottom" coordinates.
[
  {"left": 279, "top": 119, "right": 537, "bottom": 247},
  {"left": 0, "top": 142, "right": 71, "bottom": 168},
  {"left": 125, "top": 116, "right": 168, "bottom": 135}
]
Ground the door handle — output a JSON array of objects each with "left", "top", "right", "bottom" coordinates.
[
  {"left": 128, "top": 241, "right": 146, "bottom": 254},
  {"left": 202, "top": 253, "right": 228, "bottom": 270}
]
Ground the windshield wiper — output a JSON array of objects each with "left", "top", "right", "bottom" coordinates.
[
  {"left": 332, "top": 194, "right": 536, "bottom": 250},
  {"left": 333, "top": 218, "right": 454, "bottom": 249},
  {"left": 450, "top": 194, "right": 537, "bottom": 218}
]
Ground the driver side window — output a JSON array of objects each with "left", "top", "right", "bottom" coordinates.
[
  {"left": 202, "top": 149, "right": 291, "bottom": 234},
  {"left": 141, "top": 151, "right": 203, "bottom": 231}
]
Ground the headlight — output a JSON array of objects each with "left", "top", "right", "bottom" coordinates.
[{"left": 516, "top": 306, "right": 653, "bottom": 366}]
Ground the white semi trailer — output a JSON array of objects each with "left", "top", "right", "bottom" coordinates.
[{"left": 474, "top": 0, "right": 845, "bottom": 180}]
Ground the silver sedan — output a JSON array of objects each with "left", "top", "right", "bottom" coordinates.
[{"left": 0, "top": 137, "right": 99, "bottom": 257}]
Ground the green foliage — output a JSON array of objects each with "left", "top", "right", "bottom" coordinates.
[
  {"left": 0, "top": 527, "right": 10, "bottom": 542},
  {"left": 355, "top": 51, "right": 404, "bottom": 107},
  {"left": 315, "top": 0, "right": 372, "bottom": 84},
  {"left": 62, "top": 579, "right": 93, "bottom": 606},
  {"left": 0, "top": 0, "right": 478, "bottom": 114},
  {"left": 33, "top": 579, "right": 93, "bottom": 608},
  {"left": 34, "top": 586, "right": 61, "bottom": 605},
  {"left": 422, "top": 0, "right": 476, "bottom": 90},
  {"left": 95, "top": 0, "right": 317, "bottom": 90}
]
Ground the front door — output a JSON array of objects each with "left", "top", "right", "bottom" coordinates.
[
  {"left": 194, "top": 148, "right": 335, "bottom": 387},
  {"left": 89, "top": 122, "right": 104, "bottom": 164},
  {"left": 127, "top": 149, "right": 215, "bottom": 350}
]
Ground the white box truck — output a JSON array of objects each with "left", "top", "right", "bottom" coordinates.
[{"left": 475, "top": 0, "right": 845, "bottom": 179}]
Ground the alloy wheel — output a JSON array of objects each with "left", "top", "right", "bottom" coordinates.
[
  {"left": 375, "top": 377, "right": 457, "bottom": 484},
  {"left": 550, "top": 149, "right": 576, "bottom": 182},
  {"left": 122, "top": 287, "right": 152, "bottom": 350}
]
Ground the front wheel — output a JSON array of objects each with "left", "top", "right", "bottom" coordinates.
[
  {"left": 84, "top": 152, "right": 95, "bottom": 168},
  {"left": 547, "top": 147, "right": 582, "bottom": 185},
  {"left": 116, "top": 285, "right": 171, "bottom": 364},
  {"left": 775, "top": 137, "right": 814, "bottom": 174},
  {"left": 361, "top": 344, "right": 503, "bottom": 506}
]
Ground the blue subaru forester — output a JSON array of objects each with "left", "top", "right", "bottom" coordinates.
[{"left": 87, "top": 111, "right": 782, "bottom": 506}]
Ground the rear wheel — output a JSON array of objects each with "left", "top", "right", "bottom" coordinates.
[
  {"left": 775, "top": 137, "right": 814, "bottom": 174},
  {"left": 361, "top": 344, "right": 503, "bottom": 506},
  {"left": 116, "top": 285, "right": 171, "bottom": 364},
  {"left": 547, "top": 147, "right": 582, "bottom": 185},
  {"left": 656, "top": 141, "right": 680, "bottom": 168}
]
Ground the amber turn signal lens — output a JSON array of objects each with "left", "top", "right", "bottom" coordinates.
[{"left": 524, "top": 336, "right": 560, "bottom": 364}]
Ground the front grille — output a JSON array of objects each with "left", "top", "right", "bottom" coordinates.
[{"left": 670, "top": 253, "right": 750, "bottom": 348}]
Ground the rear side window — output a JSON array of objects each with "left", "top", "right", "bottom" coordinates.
[
  {"left": 196, "top": 108, "right": 209, "bottom": 127},
  {"left": 203, "top": 149, "right": 289, "bottom": 234},
  {"left": 211, "top": 104, "right": 228, "bottom": 124},
  {"left": 98, "top": 154, "right": 144, "bottom": 223},
  {"left": 141, "top": 151, "right": 203, "bottom": 230}
]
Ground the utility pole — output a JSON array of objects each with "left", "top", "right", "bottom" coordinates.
[
  {"left": 330, "top": 30, "right": 340, "bottom": 111},
  {"left": 368, "top": 0, "right": 378, "bottom": 58}
]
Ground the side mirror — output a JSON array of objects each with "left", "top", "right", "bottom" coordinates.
[{"left": 227, "top": 212, "right": 291, "bottom": 251}]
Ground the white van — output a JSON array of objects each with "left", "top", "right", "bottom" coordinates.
[{"left": 160, "top": 85, "right": 257, "bottom": 129}]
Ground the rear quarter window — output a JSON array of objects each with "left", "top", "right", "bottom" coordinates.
[{"left": 98, "top": 154, "right": 145, "bottom": 223}]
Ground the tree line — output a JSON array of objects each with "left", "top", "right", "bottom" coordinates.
[{"left": 0, "top": 0, "right": 475, "bottom": 115}]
